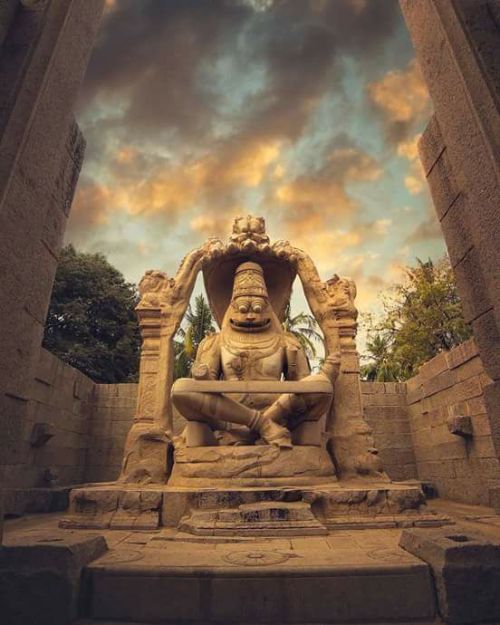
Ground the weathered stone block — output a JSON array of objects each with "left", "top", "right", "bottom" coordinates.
[
  {"left": 400, "top": 525, "right": 500, "bottom": 624},
  {"left": 29, "top": 421, "right": 56, "bottom": 447},
  {"left": 471, "top": 309, "right": 500, "bottom": 382},
  {"left": 453, "top": 247, "right": 492, "bottom": 324},
  {"left": 170, "top": 445, "right": 335, "bottom": 487},
  {"left": 0, "top": 531, "right": 107, "bottom": 625},
  {"left": 422, "top": 369, "right": 455, "bottom": 398},
  {"left": 446, "top": 414, "right": 473, "bottom": 437},
  {"left": 425, "top": 149, "right": 461, "bottom": 221},
  {"left": 445, "top": 338, "right": 478, "bottom": 370}
]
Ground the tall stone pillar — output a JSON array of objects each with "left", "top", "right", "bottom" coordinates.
[
  {"left": 399, "top": 0, "right": 500, "bottom": 504},
  {"left": 0, "top": 0, "right": 104, "bottom": 526}
]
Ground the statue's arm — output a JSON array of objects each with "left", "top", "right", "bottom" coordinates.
[
  {"left": 283, "top": 334, "right": 311, "bottom": 380},
  {"left": 191, "top": 334, "right": 221, "bottom": 380}
]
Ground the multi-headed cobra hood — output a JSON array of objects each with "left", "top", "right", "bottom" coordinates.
[{"left": 202, "top": 217, "right": 296, "bottom": 329}]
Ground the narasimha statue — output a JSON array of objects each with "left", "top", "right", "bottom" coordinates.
[
  {"left": 172, "top": 261, "right": 340, "bottom": 449},
  {"left": 119, "top": 215, "right": 384, "bottom": 484}
]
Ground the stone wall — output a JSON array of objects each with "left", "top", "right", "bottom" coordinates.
[
  {"left": 361, "top": 382, "right": 417, "bottom": 482},
  {"left": 3, "top": 349, "right": 94, "bottom": 491},
  {"left": 399, "top": 0, "right": 500, "bottom": 505},
  {"left": 406, "top": 339, "right": 500, "bottom": 506},
  {"left": 85, "top": 384, "right": 137, "bottom": 483},
  {"left": 3, "top": 349, "right": 137, "bottom": 513}
]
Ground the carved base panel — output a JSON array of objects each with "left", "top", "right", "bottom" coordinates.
[
  {"left": 178, "top": 500, "right": 329, "bottom": 536},
  {"left": 59, "top": 485, "right": 164, "bottom": 531},
  {"left": 163, "top": 482, "right": 452, "bottom": 533},
  {"left": 168, "top": 445, "right": 336, "bottom": 488}
]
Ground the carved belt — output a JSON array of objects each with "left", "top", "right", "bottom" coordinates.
[{"left": 173, "top": 379, "right": 332, "bottom": 394}]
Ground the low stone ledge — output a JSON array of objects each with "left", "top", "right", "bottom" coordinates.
[
  {"left": 400, "top": 525, "right": 500, "bottom": 624},
  {"left": 0, "top": 531, "right": 107, "bottom": 625},
  {"left": 4, "top": 487, "right": 71, "bottom": 516}
]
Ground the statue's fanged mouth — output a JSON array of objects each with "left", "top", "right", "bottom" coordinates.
[{"left": 230, "top": 318, "right": 271, "bottom": 332}]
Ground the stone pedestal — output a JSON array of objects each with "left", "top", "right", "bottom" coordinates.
[
  {"left": 169, "top": 445, "right": 336, "bottom": 488},
  {"left": 60, "top": 479, "right": 451, "bottom": 533}
]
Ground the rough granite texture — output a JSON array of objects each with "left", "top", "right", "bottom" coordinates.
[
  {"left": 85, "top": 383, "right": 137, "bottom": 483},
  {"left": 0, "top": 0, "right": 105, "bottom": 528},
  {"left": 399, "top": 0, "right": 500, "bottom": 484},
  {"left": 361, "top": 381, "right": 417, "bottom": 482},
  {"left": 2, "top": 349, "right": 136, "bottom": 499},
  {"left": 406, "top": 339, "right": 500, "bottom": 506}
]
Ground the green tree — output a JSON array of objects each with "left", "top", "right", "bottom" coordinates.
[
  {"left": 174, "top": 294, "right": 215, "bottom": 379},
  {"left": 361, "top": 256, "right": 472, "bottom": 381},
  {"left": 43, "top": 245, "right": 140, "bottom": 383},
  {"left": 360, "top": 334, "right": 402, "bottom": 382},
  {"left": 282, "top": 301, "right": 323, "bottom": 360}
]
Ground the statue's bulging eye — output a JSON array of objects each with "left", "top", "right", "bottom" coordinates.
[
  {"left": 253, "top": 304, "right": 262, "bottom": 313},
  {"left": 239, "top": 305, "right": 248, "bottom": 314}
]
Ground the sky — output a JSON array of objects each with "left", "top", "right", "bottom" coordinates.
[{"left": 68, "top": 0, "right": 447, "bottom": 352}]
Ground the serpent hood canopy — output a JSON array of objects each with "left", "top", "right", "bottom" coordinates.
[{"left": 203, "top": 227, "right": 296, "bottom": 326}]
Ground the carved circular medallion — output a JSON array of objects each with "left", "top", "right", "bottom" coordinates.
[
  {"left": 222, "top": 550, "right": 290, "bottom": 567},
  {"left": 99, "top": 549, "right": 144, "bottom": 564},
  {"left": 366, "top": 548, "right": 410, "bottom": 563}
]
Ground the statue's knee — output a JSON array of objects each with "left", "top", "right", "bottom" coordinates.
[
  {"left": 302, "top": 392, "right": 331, "bottom": 420},
  {"left": 171, "top": 383, "right": 197, "bottom": 416}
]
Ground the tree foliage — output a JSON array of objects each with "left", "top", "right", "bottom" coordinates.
[
  {"left": 361, "top": 257, "right": 472, "bottom": 381},
  {"left": 43, "top": 245, "right": 140, "bottom": 383},
  {"left": 174, "top": 294, "right": 216, "bottom": 379},
  {"left": 282, "top": 302, "right": 323, "bottom": 360}
]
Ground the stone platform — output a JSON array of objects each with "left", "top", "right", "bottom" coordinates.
[
  {"left": 5, "top": 500, "right": 500, "bottom": 625},
  {"left": 60, "top": 479, "right": 451, "bottom": 534},
  {"left": 82, "top": 532, "right": 436, "bottom": 624}
]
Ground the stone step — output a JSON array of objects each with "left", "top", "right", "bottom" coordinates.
[
  {"left": 178, "top": 500, "right": 329, "bottom": 536},
  {"left": 83, "top": 549, "right": 436, "bottom": 624}
]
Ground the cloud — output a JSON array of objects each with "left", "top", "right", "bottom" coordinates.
[
  {"left": 273, "top": 145, "right": 383, "bottom": 237},
  {"left": 367, "top": 59, "right": 430, "bottom": 126},
  {"left": 66, "top": 180, "right": 112, "bottom": 242},
  {"left": 73, "top": 0, "right": 407, "bottom": 250},
  {"left": 397, "top": 135, "right": 426, "bottom": 194}
]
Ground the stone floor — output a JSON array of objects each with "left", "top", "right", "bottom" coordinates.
[{"left": 2, "top": 498, "right": 499, "bottom": 625}]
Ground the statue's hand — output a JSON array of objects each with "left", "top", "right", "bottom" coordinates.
[{"left": 192, "top": 364, "right": 211, "bottom": 380}]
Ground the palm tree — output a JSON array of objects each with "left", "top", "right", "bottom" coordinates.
[
  {"left": 360, "top": 334, "right": 402, "bottom": 382},
  {"left": 174, "top": 294, "right": 215, "bottom": 379},
  {"left": 282, "top": 302, "right": 323, "bottom": 360}
]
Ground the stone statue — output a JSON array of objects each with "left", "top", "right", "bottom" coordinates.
[
  {"left": 120, "top": 215, "right": 384, "bottom": 484},
  {"left": 172, "top": 261, "right": 341, "bottom": 449}
]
